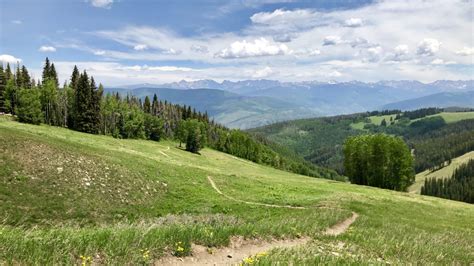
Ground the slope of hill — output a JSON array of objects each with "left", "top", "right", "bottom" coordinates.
[
  {"left": 105, "top": 87, "right": 320, "bottom": 129},
  {"left": 249, "top": 111, "right": 474, "bottom": 174},
  {"left": 409, "top": 151, "right": 474, "bottom": 193},
  {"left": 1, "top": 118, "right": 473, "bottom": 264},
  {"left": 381, "top": 91, "right": 474, "bottom": 110}
]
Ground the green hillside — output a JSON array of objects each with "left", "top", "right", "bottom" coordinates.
[
  {"left": 250, "top": 110, "right": 474, "bottom": 174},
  {"left": 410, "top": 151, "right": 474, "bottom": 193},
  {"left": 1, "top": 118, "right": 473, "bottom": 264}
]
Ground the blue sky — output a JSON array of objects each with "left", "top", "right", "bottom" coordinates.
[{"left": 1, "top": 0, "right": 473, "bottom": 86}]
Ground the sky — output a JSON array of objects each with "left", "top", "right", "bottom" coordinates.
[{"left": 0, "top": 0, "right": 473, "bottom": 86}]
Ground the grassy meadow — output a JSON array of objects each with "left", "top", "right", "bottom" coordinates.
[{"left": 0, "top": 117, "right": 473, "bottom": 264}]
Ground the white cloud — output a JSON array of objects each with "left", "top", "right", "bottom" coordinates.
[
  {"left": 251, "top": 8, "right": 316, "bottom": 25},
  {"left": 74, "top": 0, "right": 472, "bottom": 82},
  {"left": 455, "top": 47, "right": 474, "bottom": 56},
  {"left": 87, "top": 0, "right": 113, "bottom": 9},
  {"left": 216, "top": 38, "right": 289, "bottom": 59},
  {"left": 39, "top": 46, "right": 57, "bottom": 52},
  {"left": 326, "top": 70, "right": 342, "bottom": 78},
  {"left": 133, "top": 44, "right": 148, "bottom": 51},
  {"left": 323, "top": 35, "right": 342, "bottom": 46},
  {"left": 252, "top": 66, "right": 275, "bottom": 78},
  {"left": 0, "top": 54, "right": 22, "bottom": 64},
  {"left": 163, "top": 48, "right": 182, "bottom": 55},
  {"left": 430, "top": 58, "right": 456, "bottom": 65},
  {"left": 94, "top": 50, "right": 106, "bottom": 55},
  {"left": 190, "top": 44, "right": 209, "bottom": 53},
  {"left": 417, "top": 38, "right": 441, "bottom": 56},
  {"left": 344, "top": 18, "right": 363, "bottom": 27},
  {"left": 11, "top": 20, "right": 22, "bottom": 24}
]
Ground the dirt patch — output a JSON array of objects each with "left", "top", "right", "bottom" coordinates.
[
  {"left": 324, "top": 212, "right": 359, "bottom": 236},
  {"left": 156, "top": 236, "right": 310, "bottom": 266}
]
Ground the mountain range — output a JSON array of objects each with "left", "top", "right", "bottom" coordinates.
[{"left": 107, "top": 80, "right": 474, "bottom": 129}]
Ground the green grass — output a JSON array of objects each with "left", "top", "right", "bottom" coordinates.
[
  {"left": 1, "top": 119, "right": 473, "bottom": 264},
  {"left": 351, "top": 112, "right": 474, "bottom": 130},
  {"left": 412, "top": 111, "right": 474, "bottom": 124},
  {"left": 350, "top": 114, "right": 399, "bottom": 129},
  {"left": 409, "top": 151, "right": 474, "bottom": 193}
]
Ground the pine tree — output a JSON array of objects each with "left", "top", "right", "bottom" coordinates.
[
  {"left": 42, "top": 57, "right": 51, "bottom": 83},
  {"left": 20, "top": 65, "right": 31, "bottom": 89},
  {"left": 4, "top": 63, "right": 12, "bottom": 81},
  {"left": 50, "top": 63, "right": 59, "bottom": 88},
  {"left": 152, "top": 94, "right": 159, "bottom": 115},
  {"left": 143, "top": 96, "right": 151, "bottom": 114},
  {"left": 0, "top": 65, "right": 6, "bottom": 113},
  {"left": 74, "top": 71, "right": 92, "bottom": 132}
]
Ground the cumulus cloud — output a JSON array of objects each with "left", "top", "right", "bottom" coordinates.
[
  {"left": 0, "top": 54, "right": 22, "bottom": 64},
  {"left": 94, "top": 50, "right": 106, "bottom": 55},
  {"left": 39, "top": 46, "right": 57, "bottom": 52},
  {"left": 87, "top": 0, "right": 113, "bottom": 9},
  {"left": 215, "top": 38, "right": 289, "bottom": 59},
  {"left": 344, "top": 18, "right": 363, "bottom": 27},
  {"left": 250, "top": 8, "right": 315, "bottom": 25},
  {"left": 417, "top": 38, "right": 441, "bottom": 56},
  {"left": 430, "top": 58, "right": 455, "bottom": 65},
  {"left": 11, "top": 20, "right": 22, "bottom": 24},
  {"left": 133, "top": 44, "right": 148, "bottom": 51},
  {"left": 455, "top": 47, "right": 474, "bottom": 56},
  {"left": 323, "top": 35, "right": 342, "bottom": 46}
]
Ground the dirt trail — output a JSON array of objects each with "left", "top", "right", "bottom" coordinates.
[
  {"left": 155, "top": 177, "right": 359, "bottom": 265},
  {"left": 156, "top": 236, "right": 310, "bottom": 266},
  {"left": 207, "top": 176, "right": 306, "bottom": 209},
  {"left": 324, "top": 212, "right": 359, "bottom": 236},
  {"left": 160, "top": 146, "right": 171, "bottom": 158}
]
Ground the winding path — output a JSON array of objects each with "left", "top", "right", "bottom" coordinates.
[
  {"left": 207, "top": 176, "right": 306, "bottom": 209},
  {"left": 155, "top": 176, "right": 359, "bottom": 265}
]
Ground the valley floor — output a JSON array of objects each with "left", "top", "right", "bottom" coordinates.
[{"left": 0, "top": 118, "right": 473, "bottom": 264}]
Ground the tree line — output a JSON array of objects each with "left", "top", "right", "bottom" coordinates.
[
  {"left": 0, "top": 58, "right": 339, "bottom": 180},
  {"left": 421, "top": 159, "right": 474, "bottom": 203}
]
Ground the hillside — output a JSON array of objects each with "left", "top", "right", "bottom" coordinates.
[
  {"left": 381, "top": 91, "right": 474, "bottom": 110},
  {"left": 1, "top": 118, "right": 473, "bottom": 264},
  {"left": 105, "top": 87, "right": 320, "bottom": 129},
  {"left": 249, "top": 110, "right": 474, "bottom": 174},
  {"left": 409, "top": 151, "right": 474, "bottom": 193}
]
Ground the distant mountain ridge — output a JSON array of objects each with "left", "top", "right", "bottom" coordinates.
[
  {"left": 381, "top": 91, "right": 474, "bottom": 110},
  {"left": 108, "top": 80, "right": 473, "bottom": 129}
]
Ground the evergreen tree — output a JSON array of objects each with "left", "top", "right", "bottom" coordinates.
[
  {"left": 4, "top": 79, "right": 17, "bottom": 114},
  {"left": 74, "top": 71, "right": 93, "bottom": 132},
  {"left": 0, "top": 65, "right": 6, "bottom": 113},
  {"left": 143, "top": 95, "right": 151, "bottom": 114},
  {"left": 42, "top": 57, "right": 51, "bottom": 83},
  {"left": 20, "top": 65, "right": 31, "bottom": 89},
  {"left": 5, "top": 63, "right": 12, "bottom": 81},
  {"left": 381, "top": 118, "right": 387, "bottom": 127},
  {"left": 50, "top": 63, "right": 59, "bottom": 88}
]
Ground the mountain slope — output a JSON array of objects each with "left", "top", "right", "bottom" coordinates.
[
  {"left": 1, "top": 118, "right": 473, "bottom": 264},
  {"left": 105, "top": 87, "right": 320, "bottom": 129},
  {"left": 381, "top": 91, "right": 474, "bottom": 110}
]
